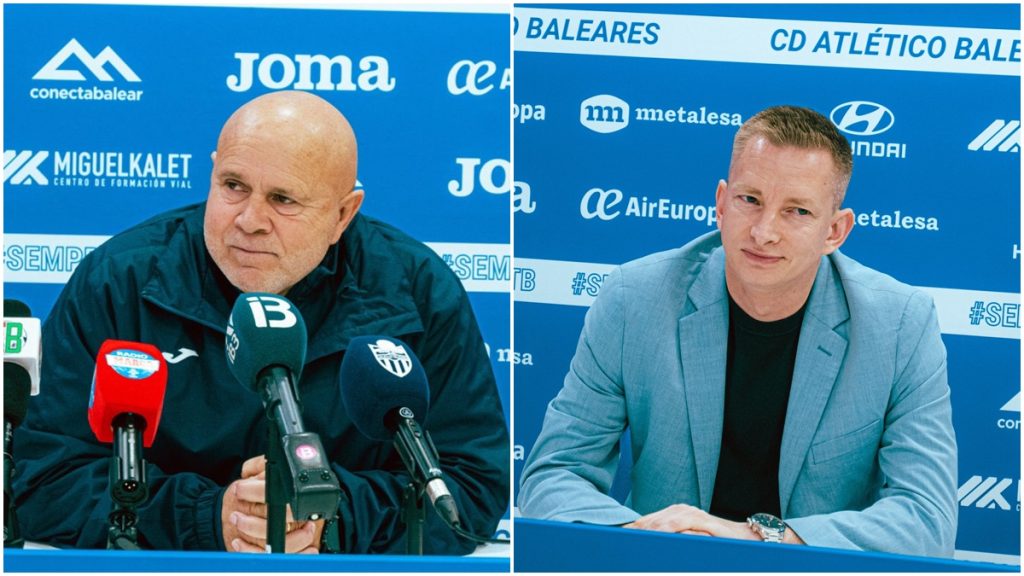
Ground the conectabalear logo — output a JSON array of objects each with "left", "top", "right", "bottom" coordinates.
[
  {"left": 997, "top": 391, "right": 1020, "bottom": 430},
  {"left": 30, "top": 38, "right": 144, "bottom": 102},
  {"left": 33, "top": 38, "right": 140, "bottom": 82}
]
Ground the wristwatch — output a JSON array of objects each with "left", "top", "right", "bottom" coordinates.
[{"left": 747, "top": 512, "right": 787, "bottom": 543}]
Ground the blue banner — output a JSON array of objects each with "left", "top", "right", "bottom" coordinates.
[
  {"left": 3, "top": 2, "right": 511, "bottom": 535},
  {"left": 514, "top": 3, "right": 1020, "bottom": 564}
]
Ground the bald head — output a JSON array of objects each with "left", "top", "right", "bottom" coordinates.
[
  {"left": 205, "top": 91, "right": 365, "bottom": 295},
  {"left": 217, "top": 91, "right": 358, "bottom": 199}
]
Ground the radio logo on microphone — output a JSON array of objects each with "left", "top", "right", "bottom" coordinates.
[
  {"left": 246, "top": 295, "right": 297, "bottom": 329},
  {"left": 368, "top": 339, "right": 412, "bottom": 378},
  {"left": 4, "top": 320, "right": 27, "bottom": 353},
  {"left": 225, "top": 318, "right": 240, "bottom": 363},
  {"left": 105, "top": 349, "right": 160, "bottom": 380}
]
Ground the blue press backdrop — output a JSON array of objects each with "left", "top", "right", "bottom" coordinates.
[
  {"left": 3, "top": 2, "right": 511, "bottom": 539},
  {"left": 513, "top": 3, "right": 1020, "bottom": 564}
]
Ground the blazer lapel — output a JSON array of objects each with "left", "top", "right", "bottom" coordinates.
[
  {"left": 778, "top": 257, "right": 849, "bottom": 516},
  {"left": 677, "top": 249, "right": 729, "bottom": 511}
]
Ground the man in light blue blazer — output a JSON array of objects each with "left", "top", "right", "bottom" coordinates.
[{"left": 519, "top": 106, "right": 957, "bottom": 557}]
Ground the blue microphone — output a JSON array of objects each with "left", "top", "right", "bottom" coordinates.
[
  {"left": 225, "top": 293, "right": 339, "bottom": 533},
  {"left": 340, "top": 336, "right": 460, "bottom": 529}
]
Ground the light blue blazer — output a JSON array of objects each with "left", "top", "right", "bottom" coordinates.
[{"left": 519, "top": 231, "right": 957, "bottom": 557}]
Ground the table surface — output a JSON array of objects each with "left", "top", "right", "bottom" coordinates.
[
  {"left": 5, "top": 546, "right": 509, "bottom": 572},
  {"left": 513, "top": 518, "right": 1018, "bottom": 572}
]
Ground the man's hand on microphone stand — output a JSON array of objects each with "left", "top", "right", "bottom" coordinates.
[{"left": 221, "top": 455, "right": 325, "bottom": 553}]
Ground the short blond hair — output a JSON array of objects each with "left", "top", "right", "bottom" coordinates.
[{"left": 731, "top": 105, "right": 853, "bottom": 210}]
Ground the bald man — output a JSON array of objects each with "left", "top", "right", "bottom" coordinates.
[{"left": 12, "top": 92, "right": 510, "bottom": 555}]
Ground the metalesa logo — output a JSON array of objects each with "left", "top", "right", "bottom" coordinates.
[
  {"left": 580, "top": 95, "right": 630, "bottom": 134},
  {"left": 830, "top": 101, "right": 895, "bottom": 137}
]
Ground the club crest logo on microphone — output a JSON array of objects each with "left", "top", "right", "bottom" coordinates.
[
  {"left": 368, "top": 339, "right": 412, "bottom": 378},
  {"left": 105, "top": 349, "right": 160, "bottom": 380}
]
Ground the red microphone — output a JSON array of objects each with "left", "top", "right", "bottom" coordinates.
[
  {"left": 88, "top": 340, "right": 167, "bottom": 447},
  {"left": 87, "top": 340, "right": 167, "bottom": 549}
]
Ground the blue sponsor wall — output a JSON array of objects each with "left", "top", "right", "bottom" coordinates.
[
  {"left": 3, "top": 3, "right": 511, "bottom": 536},
  {"left": 513, "top": 3, "right": 1020, "bottom": 564}
]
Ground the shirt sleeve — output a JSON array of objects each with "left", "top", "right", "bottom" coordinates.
[{"left": 518, "top": 267, "right": 641, "bottom": 526}]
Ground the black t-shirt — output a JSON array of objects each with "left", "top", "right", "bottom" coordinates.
[{"left": 709, "top": 295, "right": 806, "bottom": 522}]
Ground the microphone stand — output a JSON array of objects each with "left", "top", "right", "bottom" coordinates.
[
  {"left": 392, "top": 410, "right": 512, "bottom": 551},
  {"left": 401, "top": 481, "right": 425, "bottom": 555},
  {"left": 107, "top": 414, "right": 147, "bottom": 550},
  {"left": 393, "top": 408, "right": 443, "bottom": 556},
  {"left": 259, "top": 369, "right": 342, "bottom": 553},
  {"left": 265, "top": 416, "right": 288, "bottom": 553},
  {"left": 4, "top": 421, "right": 24, "bottom": 548}
]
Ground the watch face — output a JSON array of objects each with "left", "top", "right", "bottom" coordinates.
[{"left": 752, "top": 513, "right": 785, "bottom": 531}]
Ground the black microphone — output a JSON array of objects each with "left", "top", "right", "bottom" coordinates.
[
  {"left": 340, "top": 336, "right": 461, "bottom": 529},
  {"left": 4, "top": 364, "right": 30, "bottom": 548},
  {"left": 3, "top": 298, "right": 37, "bottom": 549},
  {"left": 225, "top": 293, "right": 340, "bottom": 530}
]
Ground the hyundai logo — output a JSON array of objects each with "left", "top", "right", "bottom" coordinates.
[{"left": 830, "top": 101, "right": 895, "bottom": 137}]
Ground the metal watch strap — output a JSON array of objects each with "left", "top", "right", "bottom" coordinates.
[{"left": 748, "top": 513, "right": 786, "bottom": 543}]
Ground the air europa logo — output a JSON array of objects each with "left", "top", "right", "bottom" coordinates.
[
  {"left": 830, "top": 101, "right": 894, "bottom": 136},
  {"left": 580, "top": 187, "right": 717, "bottom": 226},
  {"left": 580, "top": 187, "right": 623, "bottom": 220},
  {"left": 580, "top": 95, "right": 630, "bottom": 134},
  {"left": 447, "top": 60, "right": 510, "bottom": 96}
]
